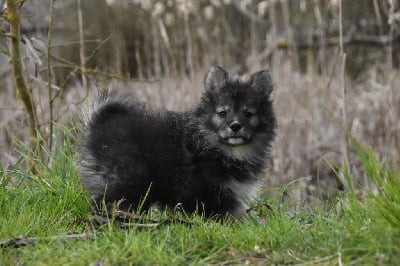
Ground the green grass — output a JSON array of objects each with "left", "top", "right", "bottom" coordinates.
[{"left": 1, "top": 127, "right": 400, "bottom": 265}]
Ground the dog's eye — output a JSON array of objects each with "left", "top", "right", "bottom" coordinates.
[
  {"left": 244, "top": 110, "right": 254, "bottom": 118},
  {"left": 217, "top": 110, "right": 227, "bottom": 117}
]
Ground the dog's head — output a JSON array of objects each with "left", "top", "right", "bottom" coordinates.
[{"left": 195, "top": 66, "right": 276, "bottom": 160}]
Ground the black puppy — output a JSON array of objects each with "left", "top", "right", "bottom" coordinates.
[{"left": 78, "top": 66, "right": 277, "bottom": 218}]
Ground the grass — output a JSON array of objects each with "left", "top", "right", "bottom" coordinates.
[{"left": 1, "top": 127, "right": 400, "bottom": 265}]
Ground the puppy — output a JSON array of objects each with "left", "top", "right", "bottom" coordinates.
[{"left": 78, "top": 66, "right": 277, "bottom": 218}]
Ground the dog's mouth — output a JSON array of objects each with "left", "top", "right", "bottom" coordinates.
[
  {"left": 227, "top": 137, "right": 245, "bottom": 145},
  {"left": 220, "top": 136, "right": 250, "bottom": 146},
  {"left": 218, "top": 130, "right": 252, "bottom": 146}
]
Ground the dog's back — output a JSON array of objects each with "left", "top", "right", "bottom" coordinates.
[{"left": 78, "top": 91, "right": 186, "bottom": 210}]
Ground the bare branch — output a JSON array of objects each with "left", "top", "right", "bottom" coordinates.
[
  {"left": 46, "top": 0, "right": 55, "bottom": 154},
  {"left": 277, "top": 31, "right": 400, "bottom": 50},
  {"left": 5, "top": 0, "right": 42, "bottom": 160},
  {"left": 0, "top": 233, "right": 95, "bottom": 249},
  {"left": 77, "top": 0, "right": 87, "bottom": 94},
  {"left": 93, "top": 214, "right": 160, "bottom": 229}
]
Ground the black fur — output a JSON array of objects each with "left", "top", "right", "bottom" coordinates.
[{"left": 78, "top": 66, "right": 277, "bottom": 218}]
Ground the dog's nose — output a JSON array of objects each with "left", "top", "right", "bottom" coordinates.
[{"left": 229, "top": 121, "right": 242, "bottom": 132}]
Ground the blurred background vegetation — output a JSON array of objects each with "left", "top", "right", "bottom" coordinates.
[{"left": 1, "top": 0, "right": 399, "bottom": 207}]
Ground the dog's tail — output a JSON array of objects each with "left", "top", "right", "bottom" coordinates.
[
  {"left": 80, "top": 89, "right": 138, "bottom": 128},
  {"left": 81, "top": 89, "right": 107, "bottom": 127}
]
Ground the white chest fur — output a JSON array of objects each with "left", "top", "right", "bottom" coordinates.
[{"left": 225, "top": 178, "right": 261, "bottom": 217}]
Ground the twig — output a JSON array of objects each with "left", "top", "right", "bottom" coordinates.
[
  {"left": 50, "top": 39, "right": 104, "bottom": 48},
  {"left": 338, "top": 0, "right": 351, "bottom": 186},
  {"left": 183, "top": 11, "right": 194, "bottom": 79},
  {"left": 77, "top": 0, "right": 88, "bottom": 94},
  {"left": 5, "top": 0, "right": 42, "bottom": 165},
  {"left": 338, "top": 251, "right": 343, "bottom": 266},
  {"left": 387, "top": 1, "right": 399, "bottom": 164},
  {"left": 324, "top": 47, "right": 340, "bottom": 91},
  {"left": 46, "top": 0, "right": 55, "bottom": 155},
  {"left": 292, "top": 254, "right": 338, "bottom": 265},
  {"left": 93, "top": 214, "right": 160, "bottom": 229},
  {"left": 92, "top": 201, "right": 195, "bottom": 228},
  {"left": 281, "top": 0, "right": 300, "bottom": 70},
  {"left": 246, "top": 202, "right": 274, "bottom": 213},
  {"left": 216, "top": 257, "right": 266, "bottom": 266},
  {"left": 372, "top": 0, "right": 384, "bottom": 36},
  {"left": 0, "top": 233, "right": 95, "bottom": 249},
  {"left": 276, "top": 31, "right": 400, "bottom": 50},
  {"left": 115, "top": 201, "right": 194, "bottom": 226}
]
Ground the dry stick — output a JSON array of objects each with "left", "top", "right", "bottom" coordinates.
[
  {"left": 46, "top": 0, "right": 55, "bottom": 155},
  {"left": 313, "top": 0, "right": 327, "bottom": 75},
  {"left": 372, "top": 0, "right": 384, "bottom": 36},
  {"left": 5, "top": 0, "right": 41, "bottom": 160},
  {"left": 286, "top": 250, "right": 338, "bottom": 265},
  {"left": 152, "top": 16, "right": 165, "bottom": 107},
  {"left": 0, "top": 233, "right": 95, "bottom": 249},
  {"left": 281, "top": 0, "right": 300, "bottom": 71},
  {"left": 183, "top": 11, "right": 194, "bottom": 79},
  {"left": 51, "top": 39, "right": 103, "bottom": 48},
  {"left": 276, "top": 31, "right": 400, "bottom": 49},
  {"left": 338, "top": 0, "right": 351, "bottom": 187},
  {"left": 387, "top": 2, "right": 399, "bottom": 164},
  {"left": 77, "top": 0, "right": 88, "bottom": 95},
  {"left": 93, "top": 214, "right": 159, "bottom": 229},
  {"left": 268, "top": 0, "right": 278, "bottom": 74}
]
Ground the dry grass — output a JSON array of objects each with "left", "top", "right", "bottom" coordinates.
[{"left": 1, "top": 62, "right": 398, "bottom": 206}]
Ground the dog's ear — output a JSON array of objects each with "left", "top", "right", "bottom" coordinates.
[
  {"left": 204, "top": 65, "right": 228, "bottom": 92},
  {"left": 251, "top": 70, "right": 273, "bottom": 96}
]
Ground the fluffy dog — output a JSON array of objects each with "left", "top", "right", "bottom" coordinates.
[{"left": 78, "top": 66, "right": 277, "bottom": 218}]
